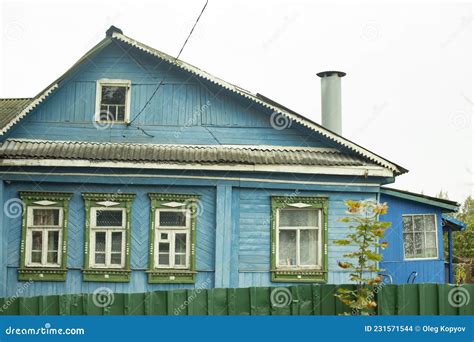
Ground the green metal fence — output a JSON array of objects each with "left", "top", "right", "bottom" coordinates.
[{"left": 1, "top": 284, "right": 473, "bottom": 315}]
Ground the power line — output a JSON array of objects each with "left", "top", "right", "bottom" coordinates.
[{"left": 127, "top": 0, "right": 209, "bottom": 127}]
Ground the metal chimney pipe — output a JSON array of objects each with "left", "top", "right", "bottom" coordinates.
[{"left": 316, "top": 71, "right": 346, "bottom": 135}]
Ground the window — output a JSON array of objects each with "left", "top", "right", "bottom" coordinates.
[
  {"left": 95, "top": 79, "right": 131, "bottom": 123},
  {"left": 90, "top": 208, "right": 126, "bottom": 268},
  {"left": 82, "top": 193, "right": 135, "bottom": 282},
  {"left": 148, "top": 193, "right": 199, "bottom": 284},
  {"left": 155, "top": 209, "right": 190, "bottom": 269},
  {"left": 271, "top": 196, "right": 328, "bottom": 283},
  {"left": 403, "top": 214, "right": 438, "bottom": 259},
  {"left": 18, "top": 192, "right": 72, "bottom": 281}
]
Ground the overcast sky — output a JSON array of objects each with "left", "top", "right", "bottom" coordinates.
[{"left": 1, "top": 0, "right": 472, "bottom": 202}]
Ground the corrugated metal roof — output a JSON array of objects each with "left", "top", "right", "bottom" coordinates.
[
  {"left": 0, "top": 139, "right": 373, "bottom": 167},
  {"left": 0, "top": 98, "right": 32, "bottom": 131}
]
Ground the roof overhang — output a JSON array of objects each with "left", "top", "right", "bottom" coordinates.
[
  {"left": 0, "top": 158, "right": 394, "bottom": 177},
  {"left": 380, "top": 187, "right": 460, "bottom": 212},
  {"left": 442, "top": 214, "right": 467, "bottom": 232}
]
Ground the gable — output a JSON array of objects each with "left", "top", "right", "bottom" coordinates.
[{"left": 0, "top": 28, "right": 406, "bottom": 175}]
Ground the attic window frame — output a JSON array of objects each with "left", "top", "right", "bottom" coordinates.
[{"left": 95, "top": 79, "right": 131, "bottom": 124}]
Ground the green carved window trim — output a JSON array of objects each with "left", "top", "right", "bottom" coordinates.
[
  {"left": 147, "top": 193, "right": 199, "bottom": 284},
  {"left": 18, "top": 191, "right": 73, "bottom": 282},
  {"left": 271, "top": 196, "right": 329, "bottom": 283},
  {"left": 82, "top": 192, "right": 135, "bottom": 282}
]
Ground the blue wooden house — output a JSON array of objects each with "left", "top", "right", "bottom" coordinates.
[{"left": 0, "top": 26, "right": 462, "bottom": 298}]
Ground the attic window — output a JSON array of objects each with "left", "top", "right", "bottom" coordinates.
[{"left": 95, "top": 79, "right": 131, "bottom": 123}]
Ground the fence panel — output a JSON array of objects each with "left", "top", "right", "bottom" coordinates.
[{"left": 0, "top": 284, "right": 472, "bottom": 316}]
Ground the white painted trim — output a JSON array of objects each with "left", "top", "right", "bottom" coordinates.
[
  {"left": 402, "top": 213, "right": 439, "bottom": 260},
  {"left": 25, "top": 206, "right": 63, "bottom": 267},
  {"left": 0, "top": 84, "right": 58, "bottom": 135},
  {"left": 0, "top": 170, "right": 381, "bottom": 188},
  {"left": 89, "top": 207, "right": 127, "bottom": 268},
  {"left": 112, "top": 32, "right": 404, "bottom": 174},
  {"left": 0, "top": 159, "right": 394, "bottom": 177},
  {"left": 154, "top": 208, "right": 191, "bottom": 269},
  {"left": 90, "top": 207, "right": 126, "bottom": 228},
  {"left": 275, "top": 207, "right": 322, "bottom": 269},
  {"left": 95, "top": 79, "right": 131, "bottom": 123}
]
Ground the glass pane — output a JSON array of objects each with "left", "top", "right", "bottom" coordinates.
[
  {"left": 96, "top": 210, "right": 123, "bottom": 227},
  {"left": 111, "top": 232, "right": 122, "bottom": 253},
  {"left": 47, "top": 231, "right": 59, "bottom": 251},
  {"left": 110, "top": 253, "right": 122, "bottom": 265},
  {"left": 425, "top": 248, "right": 437, "bottom": 258},
  {"left": 47, "top": 252, "right": 58, "bottom": 264},
  {"left": 108, "top": 105, "right": 117, "bottom": 119},
  {"left": 402, "top": 216, "right": 413, "bottom": 232},
  {"left": 175, "top": 233, "right": 187, "bottom": 253},
  {"left": 117, "top": 106, "right": 125, "bottom": 121},
  {"left": 158, "top": 242, "right": 169, "bottom": 253},
  {"left": 424, "top": 215, "right": 436, "bottom": 232},
  {"left": 279, "top": 209, "right": 318, "bottom": 227},
  {"left": 95, "top": 232, "right": 106, "bottom": 252},
  {"left": 32, "top": 231, "right": 42, "bottom": 251},
  {"left": 160, "top": 233, "right": 168, "bottom": 240},
  {"left": 95, "top": 253, "right": 106, "bottom": 265},
  {"left": 159, "top": 211, "right": 186, "bottom": 227},
  {"left": 158, "top": 254, "right": 170, "bottom": 266},
  {"left": 33, "top": 209, "right": 60, "bottom": 226},
  {"left": 403, "top": 233, "right": 414, "bottom": 258},
  {"left": 300, "top": 229, "right": 318, "bottom": 265},
  {"left": 31, "top": 251, "right": 42, "bottom": 263},
  {"left": 278, "top": 230, "right": 297, "bottom": 266},
  {"left": 413, "top": 216, "right": 424, "bottom": 232},
  {"left": 425, "top": 232, "right": 437, "bottom": 249},
  {"left": 175, "top": 254, "right": 186, "bottom": 266},
  {"left": 414, "top": 232, "right": 424, "bottom": 256},
  {"left": 101, "top": 86, "right": 126, "bottom": 105}
]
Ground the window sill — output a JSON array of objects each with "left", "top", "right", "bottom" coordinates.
[
  {"left": 271, "top": 269, "right": 327, "bottom": 283},
  {"left": 18, "top": 268, "right": 67, "bottom": 282},
  {"left": 403, "top": 257, "right": 440, "bottom": 261},
  {"left": 83, "top": 269, "right": 131, "bottom": 282},
  {"left": 147, "top": 269, "right": 196, "bottom": 284}
]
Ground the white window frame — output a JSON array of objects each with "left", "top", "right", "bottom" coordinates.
[
  {"left": 25, "top": 206, "right": 63, "bottom": 267},
  {"left": 154, "top": 208, "right": 191, "bottom": 269},
  {"left": 402, "top": 213, "right": 439, "bottom": 261},
  {"left": 95, "top": 79, "right": 131, "bottom": 123},
  {"left": 275, "top": 208, "right": 322, "bottom": 270},
  {"left": 89, "top": 207, "right": 127, "bottom": 268}
]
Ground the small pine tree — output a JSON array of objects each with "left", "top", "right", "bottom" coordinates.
[{"left": 333, "top": 200, "right": 391, "bottom": 315}]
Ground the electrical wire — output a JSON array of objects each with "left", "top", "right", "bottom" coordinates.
[{"left": 127, "top": 0, "right": 209, "bottom": 128}]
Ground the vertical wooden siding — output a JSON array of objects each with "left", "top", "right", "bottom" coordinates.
[
  {"left": 5, "top": 41, "right": 329, "bottom": 148},
  {"left": 237, "top": 188, "right": 377, "bottom": 287}
]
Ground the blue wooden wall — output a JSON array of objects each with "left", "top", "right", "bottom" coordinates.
[
  {"left": 2, "top": 181, "right": 216, "bottom": 297},
  {"left": 237, "top": 188, "right": 377, "bottom": 287},
  {"left": 0, "top": 172, "right": 380, "bottom": 297},
  {"left": 380, "top": 194, "right": 445, "bottom": 284},
  {"left": 4, "top": 40, "right": 334, "bottom": 149}
]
